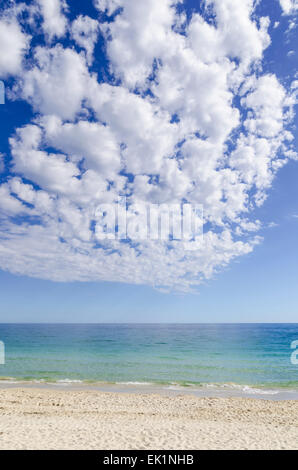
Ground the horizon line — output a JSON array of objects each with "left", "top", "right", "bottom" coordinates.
[{"left": 0, "top": 322, "right": 298, "bottom": 325}]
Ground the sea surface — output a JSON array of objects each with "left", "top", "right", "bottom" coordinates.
[{"left": 0, "top": 323, "right": 298, "bottom": 399}]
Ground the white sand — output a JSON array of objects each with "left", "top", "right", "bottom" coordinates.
[{"left": 0, "top": 387, "right": 297, "bottom": 449}]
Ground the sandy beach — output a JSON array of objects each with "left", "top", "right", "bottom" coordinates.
[{"left": 0, "top": 387, "right": 297, "bottom": 450}]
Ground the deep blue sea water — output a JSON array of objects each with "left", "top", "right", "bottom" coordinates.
[{"left": 0, "top": 324, "right": 298, "bottom": 395}]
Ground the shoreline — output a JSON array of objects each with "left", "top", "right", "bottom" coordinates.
[
  {"left": 0, "top": 387, "right": 297, "bottom": 449},
  {"left": 1, "top": 379, "right": 298, "bottom": 401}
]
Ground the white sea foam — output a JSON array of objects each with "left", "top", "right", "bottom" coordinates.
[
  {"left": 0, "top": 376, "right": 289, "bottom": 397},
  {"left": 56, "top": 379, "right": 84, "bottom": 384},
  {"left": 116, "top": 381, "right": 153, "bottom": 386},
  {"left": 204, "top": 383, "right": 279, "bottom": 395},
  {"left": 241, "top": 386, "right": 278, "bottom": 395}
]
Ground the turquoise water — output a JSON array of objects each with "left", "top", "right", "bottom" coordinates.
[{"left": 0, "top": 324, "right": 298, "bottom": 392}]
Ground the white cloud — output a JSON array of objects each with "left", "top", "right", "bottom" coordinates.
[
  {"left": 98, "top": 0, "right": 179, "bottom": 89},
  {"left": 279, "top": 0, "right": 298, "bottom": 15},
  {"left": 71, "top": 15, "right": 99, "bottom": 65},
  {"left": 242, "top": 74, "right": 288, "bottom": 138},
  {"left": 42, "top": 116, "right": 121, "bottom": 178},
  {"left": 287, "top": 18, "right": 297, "bottom": 31},
  {"left": 0, "top": 184, "right": 30, "bottom": 216},
  {"left": 37, "top": 0, "right": 68, "bottom": 40},
  {"left": 86, "top": 82, "right": 179, "bottom": 175},
  {"left": 94, "top": 0, "right": 123, "bottom": 16},
  {"left": 0, "top": 0, "right": 296, "bottom": 291},
  {"left": 200, "top": 0, "right": 270, "bottom": 66},
  {"left": 10, "top": 124, "right": 81, "bottom": 195},
  {"left": 0, "top": 18, "right": 30, "bottom": 78},
  {"left": 20, "top": 45, "right": 91, "bottom": 120}
]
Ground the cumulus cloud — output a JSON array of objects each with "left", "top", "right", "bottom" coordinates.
[
  {"left": 0, "top": 18, "right": 29, "bottom": 78},
  {"left": 0, "top": 0, "right": 297, "bottom": 291},
  {"left": 0, "top": 183, "right": 30, "bottom": 216},
  {"left": 279, "top": 0, "right": 298, "bottom": 15},
  {"left": 37, "top": 0, "right": 68, "bottom": 40},
  {"left": 42, "top": 116, "right": 121, "bottom": 178},
  {"left": 98, "top": 0, "right": 180, "bottom": 89},
  {"left": 20, "top": 45, "right": 91, "bottom": 120},
  {"left": 71, "top": 15, "right": 99, "bottom": 65},
  {"left": 94, "top": 0, "right": 123, "bottom": 16}
]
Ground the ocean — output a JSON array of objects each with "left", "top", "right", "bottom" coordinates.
[{"left": 0, "top": 323, "right": 298, "bottom": 398}]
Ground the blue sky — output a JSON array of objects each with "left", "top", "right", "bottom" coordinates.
[
  {"left": 0, "top": 0, "right": 297, "bottom": 322},
  {"left": 1, "top": 160, "right": 298, "bottom": 323}
]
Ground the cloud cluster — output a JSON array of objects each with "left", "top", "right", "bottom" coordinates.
[
  {"left": 279, "top": 0, "right": 298, "bottom": 15},
  {"left": 0, "top": 0, "right": 297, "bottom": 291},
  {"left": 0, "top": 17, "right": 29, "bottom": 77},
  {"left": 71, "top": 15, "right": 99, "bottom": 64},
  {"left": 37, "top": 0, "right": 68, "bottom": 40}
]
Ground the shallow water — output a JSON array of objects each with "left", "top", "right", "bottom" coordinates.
[{"left": 0, "top": 323, "right": 298, "bottom": 398}]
